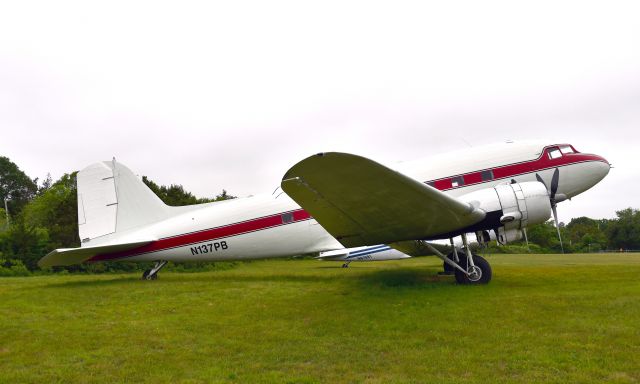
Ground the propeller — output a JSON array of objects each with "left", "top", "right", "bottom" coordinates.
[
  {"left": 551, "top": 204, "right": 564, "bottom": 253},
  {"left": 536, "top": 168, "right": 560, "bottom": 201},
  {"left": 536, "top": 168, "right": 564, "bottom": 253},
  {"left": 522, "top": 227, "right": 530, "bottom": 252}
]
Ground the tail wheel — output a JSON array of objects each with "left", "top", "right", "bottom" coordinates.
[{"left": 454, "top": 254, "right": 492, "bottom": 285}]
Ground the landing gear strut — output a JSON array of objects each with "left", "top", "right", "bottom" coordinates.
[
  {"left": 455, "top": 234, "right": 492, "bottom": 284},
  {"left": 423, "top": 234, "right": 492, "bottom": 285},
  {"left": 440, "top": 238, "right": 460, "bottom": 275},
  {"left": 341, "top": 261, "right": 351, "bottom": 268},
  {"left": 142, "top": 260, "right": 168, "bottom": 280}
]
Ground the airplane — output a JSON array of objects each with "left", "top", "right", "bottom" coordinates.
[{"left": 38, "top": 141, "right": 610, "bottom": 284}]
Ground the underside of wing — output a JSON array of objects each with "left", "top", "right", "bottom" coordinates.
[
  {"left": 37, "top": 239, "right": 155, "bottom": 268},
  {"left": 389, "top": 240, "right": 452, "bottom": 257},
  {"left": 281, "top": 152, "right": 486, "bottom": 248}
]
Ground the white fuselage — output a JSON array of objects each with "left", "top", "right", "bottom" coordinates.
[{"left": 90, "top": 141, "right": 609, "bottom": 264}]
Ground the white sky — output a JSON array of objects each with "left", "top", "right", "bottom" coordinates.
[{"left": 1, "top": 0, "right": 639, "bottom": 224}]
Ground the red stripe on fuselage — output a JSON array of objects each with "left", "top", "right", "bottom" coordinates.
[
  {"left": 88, "top": 209, "right": 312, "bottom": 262},
  {"left": 428, "top": 149, "right": 606, "bottom": 191}
]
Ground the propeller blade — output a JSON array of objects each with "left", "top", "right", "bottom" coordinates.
[
  {"left": 550, "top": 168, "right": 560, "bottom": 200},
  {"left": 536, "top": 173, "right": 548, "bottom": 191},
  {"left": 522, "top": 228, "right": 530, "bottom": 252},
  {"left": 551, "top": 204, "right": 564, "bottom": 254}
]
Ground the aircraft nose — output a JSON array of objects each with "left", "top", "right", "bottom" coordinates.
[{"left": 592, "top": 155, "right": 611, "bottom": 182}]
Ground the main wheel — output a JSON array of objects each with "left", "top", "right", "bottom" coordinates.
[{"left": 454, "top": 254, "right": 492, "bottom": 285}]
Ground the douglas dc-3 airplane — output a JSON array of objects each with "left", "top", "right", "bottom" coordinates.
[{"left": 38, "top": 141, "right": 610, "bottom": 284}]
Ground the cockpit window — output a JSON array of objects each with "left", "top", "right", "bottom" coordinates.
[
  {"left": 548, "top": 148, "right": 562, "bottom": 159},
  {"left": 559, "top": 145, "right": 574, "bottom": 154}
]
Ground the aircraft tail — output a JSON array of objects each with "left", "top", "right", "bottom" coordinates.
[{"left": 77, "top": 159, "right": 171, "bottom": 245}]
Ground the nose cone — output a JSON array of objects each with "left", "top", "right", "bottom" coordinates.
[
  {"left": 559, "top": 154, "right": 611, "bottom": 199},
  {"left": 592, "top": 155, "right": 611, "bottom": 184}
]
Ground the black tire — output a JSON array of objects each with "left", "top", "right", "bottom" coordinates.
[{"left": 454, "top": 254, "right": 492, "bottom": 285}]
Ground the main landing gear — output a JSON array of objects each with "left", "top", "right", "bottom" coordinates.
[
  {"left": 341, "top": 261, "right": 351, "bottom": 268},
  {"left": 423, "top": 234, "right": 492, "bottom": 285},
  {"left": 142, "top": 260, "right": 168, "bottom": 280},
  {"left": 453, "top": 253, "right": 492, "bottom": 285}
]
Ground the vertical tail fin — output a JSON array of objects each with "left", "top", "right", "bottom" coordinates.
[{"left": 77, "top": 159, "right": 170, "bottom": 244}]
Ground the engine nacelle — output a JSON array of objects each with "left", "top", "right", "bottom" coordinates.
[
  {"left": 476, "top": 227, "right": 523, "bottom": 245},
  {"left": 459, "top": 181, "right": 551, "bottom": 234},
  {"left": 496, "top": 227, "right": 523, "bottom": 244}
]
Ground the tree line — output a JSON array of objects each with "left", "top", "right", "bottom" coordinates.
[
  {"left": 1, "top": 155, "right": 639, "bottom": 275},
  {"left": 489, "top": 211, "right": 640, "bottom": 254}
]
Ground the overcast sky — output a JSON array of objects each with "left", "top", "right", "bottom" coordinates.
[{"left": 1, "top": 1, "right": 638, "bottom": 224}]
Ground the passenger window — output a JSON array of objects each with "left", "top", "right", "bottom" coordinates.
[
  {"left": 481, "top": 170, "right": 493, "bottom": 181},
  {"left": 559, "top": 145, "right": 574, "bottom": 154},
  {"left": 281, "top": 212, "right": 294, "bottom": 224},
  {"left": 548, "top": 148, "right": 562, "bottom": 159},
  {"left": 451, "top": 176, "right": 464, "bottom": 188}
]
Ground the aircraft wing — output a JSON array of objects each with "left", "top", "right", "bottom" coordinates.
[
  {"left": 281, "top": 152, "right": 486, "bottom": 248},
  {"left": 37, "top": 239, "right": 154, "bottom": 268}
]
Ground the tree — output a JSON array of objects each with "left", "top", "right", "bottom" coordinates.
[
  {"left": 214, "top": 189, "right": 235, "bottom": 201},
  {"left": 142, "top": 176, "right": 201, "bottom": 206},
  {"left": 22, "top": 173, "right": 79, "bottom": 250},
  {"left": 0, "top": 218, "right": 50, "bottom": 270},
  {"left": 0, "top": 156, "right": 38, "bottom": 217},
  {"left": 0, "top": 207, "right": 7, "bottom": 230},
  {"left": 142, "top": 176, "right": 235, "bottom": 206},
  {"left": 38, "top": 173, "right": 53, "bottom": 195},
  {"left": 606, "top": 208, "right": 640, "bottom": 250},
  {"left": 565, "top": 216, "right": 607, "bottom": 252},
  {"left": 526, "top": 221, "right": 562, "bottom": 250}
]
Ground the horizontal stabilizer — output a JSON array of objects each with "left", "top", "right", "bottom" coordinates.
[
  {"left": 318, "top": 245, "right": 411, "bottom": 262},
  {"left": 38, "top": 239, "right": 154, "bottom": 268},
  {"left": 316, "top": 249, "right": 350, "bottom": 260}
]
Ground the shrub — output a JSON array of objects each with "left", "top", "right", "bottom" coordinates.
[{"left": 0, "top": 259, "right": 31, "bottom": 277}]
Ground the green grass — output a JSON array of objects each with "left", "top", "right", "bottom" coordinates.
[{"left": 1, "top": 254, "right": 639, "bottom": 383}]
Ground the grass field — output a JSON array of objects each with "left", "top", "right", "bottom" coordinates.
[{"left": 1, "top": 253, "right": 639, "bottom": 383}]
